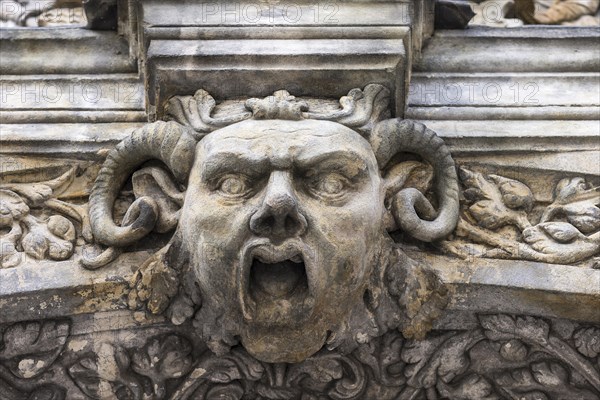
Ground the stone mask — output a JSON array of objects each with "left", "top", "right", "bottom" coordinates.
[{"left": 84, "top": 85, "right": 460, "bottom": 363}]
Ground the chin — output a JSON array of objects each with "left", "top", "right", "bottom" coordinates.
[{"left": 241, "top": 322, "right": 328, "bottom": 363}]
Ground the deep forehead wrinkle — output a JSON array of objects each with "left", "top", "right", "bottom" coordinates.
[
  {"left": 201, "top": 151, "right": 270, "bottom": 179},
  {"left": 201, "top": 148, "right": 370, "bottom": 178},
  {"left": 261, "top": 127, "right": 342, "bottom": 137},
  {"left": 212, "top": 129, "right": 347, "bottom": 141},
  {"left": 295, "top": 148, "right": 368, "bottom": 169}
]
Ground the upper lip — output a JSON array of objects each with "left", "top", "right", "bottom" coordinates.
[
  {"left": 252, "top": 245, "right": 303, "bottom": 264},
  {"left": 238, "top": 239, "right": 312, "bottom": 320}
]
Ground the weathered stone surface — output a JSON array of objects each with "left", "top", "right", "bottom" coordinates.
[
  {"left": 415, "top": 27, "right": 600, "bottom": 73},
  {"left": 138, "top": 0, "right": 419, "bottom": 119},
  {"left": 82, "top": 86, "right": 458, "bottom": 363},
  {"left": 0, "top": 312, "right": 598, "bottom": 399},
  {"left": 0, "top": 28, "right": 135, "bottom": 74},
  {"left": 1, "top": 2, "right": 599, "bottom": 398}
]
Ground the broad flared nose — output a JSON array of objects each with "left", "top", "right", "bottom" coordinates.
[{"left": 249, "top": 171, "right": 308, "bottom": 240}]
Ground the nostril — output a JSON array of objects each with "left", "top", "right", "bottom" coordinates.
[
  {"left": 263, "top": 216, "right": 275, "bottom": 231},
  {"left": 249, "top": 194, "right": 308, "bottom": 238},
  {"left": 285, "top": 215, "right": 297, "bottom": 231},
  {"left": 289, "top": 212, "right": 308, "bottom": 236}
]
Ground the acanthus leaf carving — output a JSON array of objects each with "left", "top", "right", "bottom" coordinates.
[
  {"left": 460, "top": 168, "right": 532, "bottom": 231},
  {"left": 0, "top": 167, "right": 85, "bottom": 268},
  {"left": 353, "top": 330, "right": 405, "bottom": 387},
  {"left": 1, "top": 167, "right": 74, "bottom": 207},
  {"left": 67, "top": 342, "right": 142, "bottom": 400},
  {"left": 436, "top": 373, "right": 497, "bottom": 400},
  {"left": 131, "top": 334, "right": 194, "bottom": 398},
  {"left": 0, "top": 313, "right": 596, "bottom": 399},
  {"left": 57, "top": 313, "right": 600, "bottom": 399},
  {"left": 25, "top": 385, "right": 67, "bottom": 400},
  {"left": 495, "top": 361, "right": 599, "bottom": 400},
  {"left": 478, "top": 314, "right": 600, "bottom": 392},
  {"left": 574, "top": 327, "right": 600, "bottom": 359},
  {"left": 0, "top": 319, "right": 71, "bottom": 400},
  {"left": 0, "top": 319, "right": 70, "bottom": 380},
  {"left": 480, "top": 314, "right": 550, "bottom": 345}
]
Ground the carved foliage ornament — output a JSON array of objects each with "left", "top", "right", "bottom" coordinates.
[
  {"left": 82, "top": 84, "right": 460, "bottom": 363},
  {"left": 442, "top": 168, "right": 600, "bottom": 266},
  {"left": 0, "top": 314, "right": 599, "bottom": 399},
  {"left": 0, "top": 167, "right": 84, "bottom": 268}
]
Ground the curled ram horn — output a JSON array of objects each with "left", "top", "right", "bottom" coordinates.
[
  {"left": 370, "top": 119, "right": 460, "bottom": 242},
  {"left": 88, "top": 121, "right": 197, "bottom": 248}
]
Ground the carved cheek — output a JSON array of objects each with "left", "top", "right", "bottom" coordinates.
[
  {"left": 315, "top": 185, "right": 382, "bottom": 233},
  {"left": 305, "top": 188, "right": 382, "bottom": 293},
  {"left": 182, "top": 187, "right": 259, "bottom": 251}
]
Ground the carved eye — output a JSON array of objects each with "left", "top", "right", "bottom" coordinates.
[
  {"left": 217, "top": 175, "right": 250, "bottom": 197},
  {"left": 310, "top": 173, "right": 350, "bottom": 198}
]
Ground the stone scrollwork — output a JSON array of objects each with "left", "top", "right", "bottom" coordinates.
[
  {"left": 0, "top": 167, "right": 88, "bottom": 268},
  {"left": 0, "top": 319, "right": 71, "bottom": 399},
  {"left": 83, "top": 84, "right": 459, "bottom": 363},
  {"left": 1, "top": 314, "right": 598, "bottom": 399},
  {"left": 442, "top": 168, "right": 600, "bottom": 266}
]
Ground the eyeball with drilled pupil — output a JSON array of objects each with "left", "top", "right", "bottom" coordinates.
[
  {"left": 318, "top": 174, "right": 345, "bottom": 195},
  {"left": 220, "top": 176, "right": 247, "bottom": 195}
]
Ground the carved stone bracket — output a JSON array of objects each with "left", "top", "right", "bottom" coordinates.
[{"left": 138, "top": 0, "right": 420, "bottom": 119}]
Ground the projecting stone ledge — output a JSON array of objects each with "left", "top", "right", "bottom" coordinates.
[
  {"left": 1, "top": 251, "right": 599, "bottom": 399},
  {"left": 1, "top": 249, "right": 598, "bottom": 325}
]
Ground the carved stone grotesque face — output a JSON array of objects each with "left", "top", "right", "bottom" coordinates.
[
  {"left": 86, "top": 86, "right": 459, "bottom": 364},
  {"left": 180, "top": 119, "right": 384, "bottom": 362}
]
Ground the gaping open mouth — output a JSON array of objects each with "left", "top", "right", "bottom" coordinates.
[
  {"left": 240, "top": 242, "right": 313, "bottom": 320},
  {"left": 249, "top": 255, "right": 309, "bottom": 301}
]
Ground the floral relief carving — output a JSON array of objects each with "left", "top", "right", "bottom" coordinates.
[
  {"left": 2, "top": 314, "right": 593, "bottom": 399},
  {"left": 0, "top": 315, "right": 598, "bottom": 399},
  {"left": 0, "top": 167, "right": 87, "bottom": 268},
  {"left": 0, "top": 320, "right": 70, "bottom": 400},
  {"left": 442, "top": 168, "right": 600, "bottom": 265}
]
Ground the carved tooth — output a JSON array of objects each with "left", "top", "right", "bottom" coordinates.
[
  {"left": 291, "top": 254, "right": 303, "bottom": 263},
  {"left": 242, "top": 296, "right": 256, "bottom": 321},
  {"left": 326, "top": 330, "right": 337, "bottom": 346}
]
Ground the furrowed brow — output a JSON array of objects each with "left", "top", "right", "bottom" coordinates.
[
  {"left": 201, "top": 152, "right": 270, "bottom": 180},
  {"left": 296, "top": 151, "right": 368, "bottom": 177}
]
